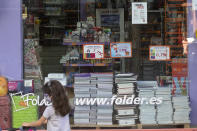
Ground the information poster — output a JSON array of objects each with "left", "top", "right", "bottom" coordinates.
[
  {"left": 149, "top": 46, "right": 170, "bottom": 61},
  {"left": 132, "top": 2, "right": 147, "bottom": 24},
  {"left": 83, "top": 44, "right": 104, "bottom": 59},
  {"left": 192, "top": 0, "right": 197, "bottom": 10},
  {"left": 110, "top": 42, "right": 132, "bottom": 58}
]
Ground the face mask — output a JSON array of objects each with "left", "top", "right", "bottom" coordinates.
[{"left": 44, "top": 94, "right": 52, "bottom": 104}]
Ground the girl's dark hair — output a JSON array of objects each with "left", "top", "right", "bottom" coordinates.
[{"left": 43, "top": 80, "right": 71, "bottom": 116}]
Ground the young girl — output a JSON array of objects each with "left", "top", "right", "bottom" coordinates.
[{"left": 22, "top": 80, "right": 71, "bottom": 131}]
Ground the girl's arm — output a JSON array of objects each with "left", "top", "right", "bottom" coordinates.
[{"left": 22, "top": 116, "right": 46, "bottom": 127}]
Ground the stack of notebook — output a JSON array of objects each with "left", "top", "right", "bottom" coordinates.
[
  {"left": 44, "top": 73, "right": 67, "bottom": 86},
  {"left": 137, "top": 81, "right": 158, "bottom": 124},
  {"left": 74, "top": 73, "right": 92, "bottom": 125},
  {"left": 172, "top": 96, "right": 191, "bottom": 124},
  {"left": 91, "top": 73, "right": 114, "bottom": 125},
  {"left": 156, "top": 87, "right": 173, "bottom": 124},
  {"left": 74, "top": 106, "right": 90, "bottom": 124},
  {"left": 115, "top": 73, "right": 138, "bottom": 125}
]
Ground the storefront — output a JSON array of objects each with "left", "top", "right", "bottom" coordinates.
[{"left": 1, "top": 0, "right": 197, "bottom": 130}]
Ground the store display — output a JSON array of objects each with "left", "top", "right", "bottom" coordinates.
[
  {"left": 74, "top": 73, "right": 114, "bottom": 125},
  {"left": 74, "top": 74, "right": 93, "bottom": 125},
  {"left": 156, "top": 87, "right": 173, "bottom": 124},
  {"left": 8, "top": 80, "right": 34, "bottom": 94},
  {"left": 93, "top": 73, "right": 113, "bottom": 125},
  {"left": 137, "top": 81, "right": 158, "bottom": 124},
  {"left": 0, "top": 96, "right": 11, "bottom": 129},
  {"left": 12, "top": 95, "right": 38, "bottom": 128},
  {"left": 172, "top": 96, "right": 190, "bottom": 123},
  {"left": 172, "top": 58, "right": 188, "bottom": 96},
  {"left": 165, "top": 0, "right": 186, "bottom": 58},
  {"left": 63, "top": 17, "right": 112, "bottom": 43},
  {"left": 20, "top": 0, "right": 192, "bottom": 129},
  {"left": 0, "top": 77, "right": 8, "bottom": 96},
  {"left": 44, "top": 73, "right": 67, "bottom": 86},
  {"left": 114, "top": 73, "right": 138, "bottom": 125},
  {"left": 8, "top": 81, "right": 24, "bottom": 93}
]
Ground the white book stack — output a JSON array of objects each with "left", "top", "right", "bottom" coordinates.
[
  {"left": 74, "top": 106, "right": 90, "bottom": 124},
  {"left": 137, "top": 81, "right": 158, "bottom": 124},
  {"left": 139, "top": 91, "right": 156, "bottom": 124},
  {"left": 44, "top": 73, "right": 67, "bottom": 86},
  {"left": 91, "top": 73, "right": 114, "bottom": 125},
  {"left": 172, "top": 96, "right": 191, "bottom": 124},
  {"left": 74, "top": 74, "right": 93, "bottom": 125},
  {"left": 97, "top": 105, "right": 113, "bottom": 125},
  {"left": 115, "top": 73, "right": 138, "bottom": 125},
  {"left": 156, "top": 87, "right": 173, "bottom": 124}
]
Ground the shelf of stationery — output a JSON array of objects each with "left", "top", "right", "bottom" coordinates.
[
  {"left": 63, "top": 63, "right": 112, "bottom": 67},
  {"left": 165, "top": 18, "right": 186, "bottom": 22},
  {"left": 43, "top": 2, "right": 65, "bottom": 5},
  {"left": 140, "top": 31, "right": 161, "bottom": 34},
  {"left": 40, "top": 25, "right": 65, "bottom": 29},
  {"left": 64, "top": 10, "right": 79, "bottom": 13},
  {"left": 63, "top": 42, "right": 110, "bottom": 46},
  {"left": 71, "top": 124, "right": 136, "bottom": 128},
  {"left": 166, "top": 32, "right": 186, "bottom": 35}
]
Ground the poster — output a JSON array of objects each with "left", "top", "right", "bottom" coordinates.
[
  {"left": 149, "top": 46, "right": 170, "bottom": 61},
  {"left": 110, "top": 42, "right": 132, "bottom": 58},
  {"left": 83, "top": 44, "right": 104, "bottom": 59},
  {"left": 192, "top": 0, "right": 197, "bottom": 10},
  {"left": 132, "top": 2, "right": 147, "bottom": 24}
]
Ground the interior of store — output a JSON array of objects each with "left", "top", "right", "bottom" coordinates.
[{"left": 0, "top": 0, "right": 193, "bottom": 130}]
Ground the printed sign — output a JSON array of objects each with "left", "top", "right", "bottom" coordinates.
[
  {"left": 172, "top": 77, "right": 189, "bottom": 96},
  {"left": 192, "top": 0, "right": 197, "bottom": 10},
  {"left": 132, "top": 2, "right": 147, "bottom": 24},
  {"left": 83, "top": 44, "right": 104, "bottom": 59},
  {"left": 149, "top": 46, "right": 170, "bottom": 61},
  {"left": 110, "top": 42, "right": 132, "bottom": 58}
]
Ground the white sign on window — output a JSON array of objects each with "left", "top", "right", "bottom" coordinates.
[
  {"left": 192, "top": 0, "right": 197, "bottom": 10},
  {"left": 149, "top": 46, "right": 171, "bottom": 61},
  {"left": 132, "top": 2, "right": 147, "bottom": 24}
]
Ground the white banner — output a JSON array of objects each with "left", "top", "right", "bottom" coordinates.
[{"left": 132, "top": 2, "right": 147, "bottom": 24}]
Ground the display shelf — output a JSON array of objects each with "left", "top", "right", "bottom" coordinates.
[
  {"left": 166, "top": 32, "right": 186, "bottom": 35},
  {"left": 65, "top": 25, "right": 77, "bottom": 27},
  {"left": 63, "top": 42, "right": 110, "bottom": 46},
  {"left": 168, "top": 11, "right": 185, "bottom": 13},
  {"left": 41, "top": 25, "right": 65, "bottom": 29},
  {"left": 141, "top": 40, "right": 150, "bottom": 42},
  {"left": 168, "top": 4, "right": 184, "bottom": 7},
  {"left": 44, "top": 14, "right": 65, "bottom": 17},
  {"left": 71, "top": 124, "right": 136, "bottom": 129},
  {"left": 64, "top": 10, "right": 79, "bottom": 13},
  {"left": 140, "top": 31, "right": 161, "bottom": 34},
  {"left": 137, "top": 123, "right": 190, "bottom": 129},
  {"left": 43, "top": 2, "right": 64, "bottom": 5},
  {"left": 63, "top": 63, "right": 112, "bottom": 67},
  {"left": 165, "top": 18, "right": 186, "bottom": 22},
  {"left": 170, "top": 45, "right": 183, "bottom": 47},
  {"left": 44, "top": 37, "right": 62, "bottom": 40}
]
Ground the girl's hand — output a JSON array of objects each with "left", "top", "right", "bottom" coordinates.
[{"left": 22, "top": 122, "right": 30, "bottom": 127}]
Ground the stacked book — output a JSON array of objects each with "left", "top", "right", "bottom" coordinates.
[
  {"left": 156, "top": 87, "right": 173, "bottom": 124},
  {"left": 92, "top": 73, "right": 113, "bottom": 125},
  {"left": 172, "top": 96, "right": 191, "bottom": 124},
  {"left": 137, "top": 81, "right": 158, "bottom": 124},
  {"left": 44, "top": 73, "right": 67, "bottom": 86},
  {"left": 115, "top": 73, "right": 138, "bottom": 125},
  {"left": 74, "top": 73, "right": 92, "bottom": 125}
]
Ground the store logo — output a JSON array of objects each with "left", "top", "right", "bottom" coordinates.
[{"left": 10, "top": 92, "right": 52, "bottom": 112}]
